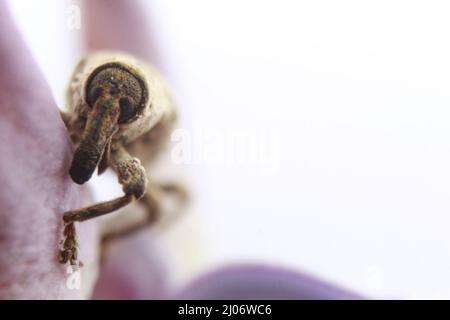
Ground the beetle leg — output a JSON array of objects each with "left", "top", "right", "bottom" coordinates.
[
  {"left": 157, "top": 182, "right": 189, "bottom": 205},
  {"left": 99, "top": 182, "right": 188, "bottom": 251},
  {"left": 59, "top": 146, "right": 147, "bottom": 267},
  {"left": 100, "top": 191, "right": 160, "bottom": 248}
]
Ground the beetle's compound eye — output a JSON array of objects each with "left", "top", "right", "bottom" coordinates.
[
  {"left": 87, "top": 86, "right": 104, "bottom": 106},
  {"left": 86, "top": 63, "right": 147, "bottom": 124},
  {"left": 118, "top": 97, "right": 136, "bottom": 123}
]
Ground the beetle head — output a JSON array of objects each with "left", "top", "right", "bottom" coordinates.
[{"left": 69, "top": 63, "right": 148, "bottom": 184}]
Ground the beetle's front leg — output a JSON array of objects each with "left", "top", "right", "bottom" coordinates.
[
  {"left": 59, "top": 146, "right": 147, "bottom": 267},
  {"left": 111, "top": 146, "right": 148, "bottom": 200}
]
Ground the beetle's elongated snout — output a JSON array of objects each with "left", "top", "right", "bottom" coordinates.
[{"left": 69, "top": 96, "right": 120, "bottom": 184}]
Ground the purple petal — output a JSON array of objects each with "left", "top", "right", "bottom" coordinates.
[
  {"left": 91, "top": 231, "right": 172, "bottom": 300},
  {"left": 0, "top": 1, "right": 99, "bottom": 299},
  {"left": 82, "top": 0, "right": 160, "bottom": 64},
  {"left": 175, "top": 264, "right": 363, "bottom": 300}
]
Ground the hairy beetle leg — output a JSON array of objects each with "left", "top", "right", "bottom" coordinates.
[
  {"left": 99, "top": 181, "right": 189, "bottom": 263},
  {"left": 59, "top": 146, "right": 148, "bottom": 267},
  {"left": 59, "top": 194, "right": 134, "bottom": 267}
]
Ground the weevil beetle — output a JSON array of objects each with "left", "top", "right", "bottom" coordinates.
[{"left": 59, "top": 52, "right": 186, "bottom": 267}]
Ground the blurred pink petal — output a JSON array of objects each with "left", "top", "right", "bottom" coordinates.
[
  {"left": 0, "top": 1, "right": 99, "bottom": 299},
  {"left": 91, "top": 231, "right": 172, "bottom": 300},
  {"left": 175, "top": 265, "right": 363, "bottom": 300},
  {"left": 82, "top": 0, "right": 161, "bottom": 64}
]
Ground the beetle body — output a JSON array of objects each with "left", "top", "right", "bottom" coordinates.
[{"left": 59, "top": 52, "right": 182, "bottom": 267}]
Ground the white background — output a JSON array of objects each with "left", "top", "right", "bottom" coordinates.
[{"left": 7, "top": 0, "right": 450, "bottom": 299}]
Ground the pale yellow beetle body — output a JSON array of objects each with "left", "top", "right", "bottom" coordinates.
[{"left": 60, "top": 52, "right": 185, "bottom": 268}]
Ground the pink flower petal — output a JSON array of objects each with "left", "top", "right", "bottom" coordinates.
[
  {"left": 175, "top": 264, "right": 363, "bottom": 300},
  {"left": 92, "top": 231, "right": 172, "bottom": 300},
  {"left": 82, "top": 0, "right": 160, "bottom": 63},
  {"left": 0, "top": 1, "right": 99, "bottom": 299}
]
